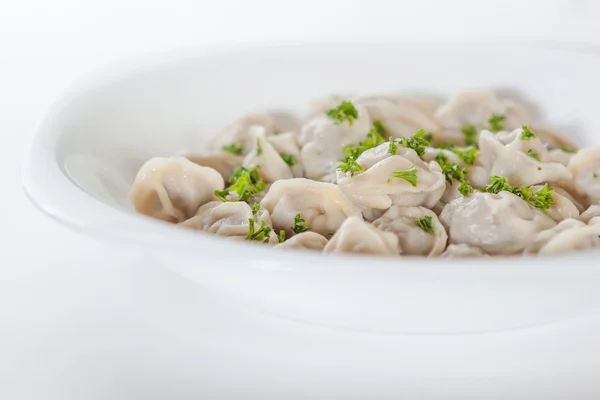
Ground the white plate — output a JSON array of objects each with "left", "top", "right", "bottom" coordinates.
[{"left": 22, "top": 41, "right": 600, "bottom": 334}]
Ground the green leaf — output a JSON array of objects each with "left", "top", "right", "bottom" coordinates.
[
  {"left": 488, "top": 114, "right": 505, "bottom": 131},
  {"left": 338, "top": 156, "right": 365, "bottom": 176},
  {"left": 461, "top": 125, "right": 478, "bottom": 146},
  {"left": 246, "top": 204, "right": 273, "bottom": 243},
  {"left": 280, "top": 153, "right": 297, "bottom": 166},
  {"left": 396, "top": 129, "right": 430, "bottom": 157},
  {"left": 392, "top": 165, "right": 418, "bottom": 187},
  {"left": 325, "top": 100, "right": 359, "bottom": 126},
  {"left": 278, "top": 230, "right": 286, "bottom": 243},
  {"left": 387, "top": 136, "right": 398, "bottom": 155},
  {"left": 256, "top": 139, "right": 263, "bottom": 156},
  {"left": 221, "top": 143, "right": 244, "bottom": 155},
  {"left": 292, "top": 213, "right": 309, "bottom": 234},
  {"left": 483, "top": 176, "right": 554, "bottom": 212},
  {"left": 216, "top": 166, "right": 265, "bottom": 202},
  {"left": 520, "top": 126, "right": 538, "bottom": 141},
  {"left": 527, "top": 149, "right": 541, "bottom": 161},
  {"left": 484, "top": 176, "right": 512, "bottom": 194},
  {"left": 415, "top": 215, "right": 434, "bottom": 233}
]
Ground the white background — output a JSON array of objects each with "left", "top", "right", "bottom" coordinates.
[{"left": 3, "top": 0, "right": 600, "bottom": 398}]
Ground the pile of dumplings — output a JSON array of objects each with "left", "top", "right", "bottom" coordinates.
[{"left": 130, "top": 91, "right": 600, "bottom": 257}]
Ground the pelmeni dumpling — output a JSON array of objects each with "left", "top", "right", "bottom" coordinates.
[
  {"left": 209, "top": 112, "right": 279, "bottom": 154},
  {"left": 243, "top": 127, "right": 294, "bottom": 183},
  {"left": 275, "top": 231, "right": 328, "bottom": 251},
  {"left": 260, "top": 178, "right": 362, "bottom": 237},
  {"left": 440, "top": 244, "right": 488, "bottom": 258},
  {"left": 372, "top": 206, "right": 447, "bottom": 256},
  {"left": 187, "top": 153, "right": 243, "bottom": 181},
  {"left": 323, "top": 217, "right": 400, "bottom": 256},
  {"left": 567, "top": 147, "right": 600, "bottom": 205},
  {"left": 299, "top": 103, "right": 372, "bottom": 182},
  {"left": 440, "top": 191, "right": 556, "bottom": 255},
  {"left": 580, "top": 204, "right": 600, "bottom": 223},
  {"left": 267, "top": 132, "right": 304, "bottom": 178},
  {"left": 181, "top": 201, "right": 278, "bottom": 243},
  {"left": 336, "top": 144, "right": 445, "bottom": 210},
  {"left": 130, "top": 157, "right": 224, "bottom": 223},
  {"left": 478, "top": 128, "right": 572, "bottom": 187},
  {"left": 525, "top": 218, "right": 600, "bottom": 255}
]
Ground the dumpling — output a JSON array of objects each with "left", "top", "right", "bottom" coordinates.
[
  {"left": 260, "top": 178, "right": 363, "bottom": 237},
  {"left": 187, "top": 153, "right": 243, "bottom": 180},
  {"left": 180, "top": 201, "right": 278, "bottom": 243},
  {"left": 580, "top": 204, "right": 600, "bottom": 223},
  {"left": 336, "top": 144, "right": 446, "bottom": 209},
  {"left": 546, "top": 148, "right": 574, "bottom": 166},
  {"left": 299, "top": 102, "right": 372, "bottom": 182},
  {"left": 209, "top": 112, "right": 279, "bottom": 154},
  {"left": 242, "top": 126, "right": 294, "bottom": 183},
  {"left": 372, "top": 206, "right": 447, "bottom": 256},
  {"left": 267, "top": 132, "right": 305, "bottom": 178},
  {"left": 525, "top": 218, "right": 600, "bottom": 255},
  {"left": 130, "top": 157, "right": 224, "bottom": 223},
  {"left": 478, "top": 128, "right": 572, "bottom": 187},
  {"left": 567, "top": 147, "right": 600, "bottom": 205},
  {"left": 439, "top": 191, "right": 556, "bottom": 255},
  {"left": 434, "top": 91, "right": 532, "bottom": 145},
  {"left": 323, "top": 217, "right": 400, "bottom": 256},
  {"left": 275, "top": 231, "right": 328, "bottom": 251},
  {"left": 440, "top": 244, "right": 488, "bottom": 258}
]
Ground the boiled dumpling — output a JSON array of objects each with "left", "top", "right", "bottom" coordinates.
[
  {"left": 525, "top": 218, "right": 600, "bottom": 255},
  {"left": 243, "top": 126, "right": 294, "bottom": 183},
  {"left": 130, "top": 157, "right": 224, "bottom": 223},
  {"left": 434, "top": 91, "right": 532, "bottom": 145},
  {"left": 209, "top": 112, "right": 279, "bottom": 154},
  {"left": 275, "top": 231, "right": 328, "bottom": 251},
  {"left": 187, "top": 153, "right": 243, "bottom": 181},
  {"left": 181, "top": 201, "right": 278, "bottom": 243},
  {"left": 580, "top": 204, "right": 600, "bottom": 223},
  {"left": 299, "top": 102, "right": 372, "bottom": 182},
  {"left": 260, "top": 178, "right": 363, "bottom": 237},
  {"left": 440, "top": 244, "right": 488, "bottom": 258},
  {"left": 567, "top": 147, "right": 600, "bottom": 205},
  {"left": 372, "top": 206, "right": 447, "bottom": 256},
  {"left": 336, "top": 144, "right": 445, "bottom": 210},
  {"left": 478, "top": 128, "right": 572, "bottom": 187},
  {"left": 323, "top": 216, "right": 400, "bottom": 256},
  {"left": 267, "top": 132, "right": 305, "bottom": 178},
  {"left": 440, "top": 191, "right": 556, "bottom": 255}
]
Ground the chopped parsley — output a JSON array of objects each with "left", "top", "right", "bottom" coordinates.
[
  {"left": 527, "top": 149, "right": 541, "bottom": 161},
  {"left": 488, "top": 114, "right": 505, "bottom": 131},
  {"left": 432, "top": 143, "right": 478, "bottom": 165},
  {"left": 415, "top": 215, "right": 434, "bottom": 233},
  {"left": 292, "top": 213, "right": 309, "bottom": 233},
  {"left": 221, "top": 143, "right": 244, "bottom": 155},
  {"left": 484, "top": 176, "right": 554, "bottom": 212},
  {"left": 373, "top": 119, "right": 386, "bottom": 136},
  {"left": 343, "top": 127, "right": 386, "bottom": 160},
  {"left": 338, "top": 156, "right": 365, "bottom": 175},
  {"left": 423, "top": 133, "right": 434, "bottom": 142},
  {"left": 278, "top": 230, "right": 286, "bottom": 243},
  {"left": 215, "top": 165, "right": 265, "bottom": 202},
  {"left": 520, "top": 126, "right": 538, "bottom": 141},
  {"left": 256, "top": 139, "right": 263, "bottom": 156},
  {"left": 561, "top": 147, "right": 576, "bottom": 153},
  {"left": 325, "top": 100, "right": 359, "bottom": 126},
  {"left": 387, "top": 136, "right": 398, "bottom": 155},
  {"left": 280, "top": 153, "right": 297, "bottom": 166},
  {"left": 392, "top": 165, "right": 418, "bottom": 187},
  {"left": 435, "top": 153, "right": 473, "bottom": 196},
  {"left": 246, "top": 203, "right": 272, "bottom": 243},
  {"left": 396, "top": 129, "right": 430, "bottom": 157},
  {"left": 594, "top": 173, "right": 599, "bottom": 179},
  {"left": 461, "top": 125, "right": 478, "bottom": 146}
]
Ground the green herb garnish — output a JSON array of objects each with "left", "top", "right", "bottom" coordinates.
[
  {"left": 280, "top": 153, "right": 297, "bottom": 166},
  {"left": 484, "top": 176, "right": 554, "bottom": 212},
  {"left": 435, "top": 153, "right": 474, "bottom": 196},
  {"left": 527, "top": 149, "right": 541, "bottom": 161},
  {"left": 415, "top": 215, "right": 434, "bottom": 233},
  {"left": 561, "top": 147, "right": 576, "bottom": 153},
  {"left": 392, "top": 165, "right": 417, "bottom": 187},
  {"left": 325, "top": 100, "right": 359, "bottom": 126},
  {"left": 488, "top": 114, "right": 505, "bottom": 131},
  {"left": 278, "top": 230, "right": 286, "bottom": 243},
  {"left": 374, "top": 120, "right": 386, "bottom": 136},
  {"left": 458, "top": 180, "right": 474, "bottom": 196},
  {"left": 221, "top": 143, "right": 244, "bottom": 155},
  {"left": 461, "top": 125, "right": 478, "bottom": 146},
  {"left": 215, "top": 166, "right": 265, "bottom": 202},
  {"left": 343, "top": 127, "right": 386, "bottom": 160},
  {"left": 338, "top": 156, "right": 365, "bottom": 176},
  {"left": 387, "top": 136, "right": 398, "bottom": 155},
  {"left": 520, "top": 126, "right": 538, "bottom": 141},
  {"left": 484, "top": 176, "right": 512, "bottom": 194},
  {"left": 246, "top": 203, "right": 272, "bottom": 243},
  {"left": 292, "top": 213, "right": 309, "bottom": 233},
  {"left": 256, "top": 139, "right": 263, "bottom": 156},
  {"left": 396, "top": 129, "right": 430, "bottom": 157}
]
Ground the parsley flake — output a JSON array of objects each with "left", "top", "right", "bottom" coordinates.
[
  {"left": 278, "top": 230, "right": 286, "bottom": 243},
  {"left": 256, "top": 139, "right": 263, "bottom": 156},
  {"left": 415, "top": 215, "right": 434, "bottom": 233},
  {"left": 338, "top": 156, "right": 365, "bottom": 176},
  {"left": 461, "top": 125, "right": 478, "bottom": 146},
  {"left": 520, "top": 126, "right": 538, "bottom": 141},
  {"left": 280, "top": 153, "right": 297, "bottom": 166},
  {"left": 374, "top": 120, "right": 386, "bottom": 136},
  {"left": 221, "top": 143, "right": 244, "bottom": 155},
  {"left": 392, "top": 165, "right": 418, "bottom": 187},
  {"left": 215, "top": 166, "right": 265, "bottom": 202},
  {"left": 292, "top": 213, "right": 309, "bottom": 233},
  {"left": 325, "top": 100, "right": 359, "bottom": 126},
  {"left": 246, "top": 204, "right": 272, "bottom": 243},
  {"left": 488, "top": 114, "right": 506, "bottom": 131},
  {"left": 561, "top": 147, "right": 576, "bottom": 154},
  {"left": 484, "top": 176, "right": 554, "bottom": 212},
  {"left": 527, "top": 149, "right": 541, "bottom": 161},
  {"left": 397, "top": 129, "right": 430, "bottom": 157},
  {"left": 387, "top": 136, "right": 398, "bottom": 155}
]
